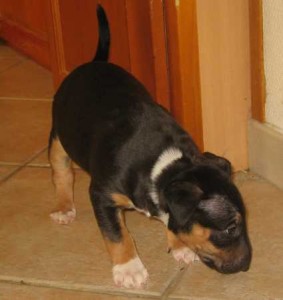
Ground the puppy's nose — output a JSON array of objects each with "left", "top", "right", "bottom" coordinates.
[
  {"left": 241, "top": 257, "right": 251, "bottom": 272},
  {"left": 242, "top": 265, "right": 249, "bottom": 272},
  {"left": 240, "top": 246, "right": 252, "bottom": 272},
  {"left": 220, "top": 253, "right": 251, "bottom": 274}
]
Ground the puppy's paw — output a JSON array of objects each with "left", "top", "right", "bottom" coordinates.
[
  {"left": 113, "top": 256, "right": 148, "bottom": 289},
  {"left": 172, "top": 247, "right": 200, "bottom": 265},
  {"left": 50, "top": 208, "right": 76, "bottom": 225}
]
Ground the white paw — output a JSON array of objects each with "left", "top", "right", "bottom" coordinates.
[
  {"left": 50, "top": 208, "right": 76, "bottom": 225},
  {"left": 172, "top": 247, "right": 200, "bottom": 265},
  {"left": 112, "top": 256, "right": 148, "bottom": 289}
]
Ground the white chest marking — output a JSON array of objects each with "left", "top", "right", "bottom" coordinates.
[
  {"left": 150, "top": 147, "right": 183, "bottom": 204},
  {"left": 157, "top": 212, "right": 169, "bottom": 226},
  {"left": 151, "top": 147, "right": 183, "bottom": 182},
  {"left": 134, "top": 206, "right": 151, "bottom": 217}
]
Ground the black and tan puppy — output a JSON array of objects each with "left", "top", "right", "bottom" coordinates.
[{"left": 49, "top": 5, "right": 252, "bottom": 288}]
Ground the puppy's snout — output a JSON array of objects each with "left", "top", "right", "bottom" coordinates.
[
  {"left": 240, "top": 249, "right": 252, "bottom": 272},
  {"left": 219, "top": 247, "right": 252, "bottom": 274},
  {"left": 201, "top": 242, "right": 252, "bottom": 274},
  {"left": 239, "top": 240, "right": 252, "bottom": 272},
  {"left": 241, "top": 262, "right": 250, "bottom": 272}
]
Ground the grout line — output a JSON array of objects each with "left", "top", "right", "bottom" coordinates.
[
  {"left": 0, "top": 59, "right": 25, "bottom": 75},
  {"left": 26, "top": 163, "right": 51, "bottom": 168},
  {"left": 0, "top": 165, "right": 22, "bottom": 183},
  {"left": 0, "top": 163, "right": 80, "bottom": 170},
  {"left": 0, "top": 162, "right": 22, "bottom": 166},
  {"left": 0, "top": 147, "right": 48, "bottom": 185},
  {"left": 160, "top": 266, "right": 188, "bottom": 300},
  {"left": 26, "top": 163, "right": 81, "bottom": 170},
  {"left": 0, "top": 97, "right": 53, "bottom": 101},
  {"left": 0, "top": 276, "right": 162, "bottom": 299}
]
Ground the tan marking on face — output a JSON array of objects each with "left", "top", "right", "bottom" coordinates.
[
  {"left": 178, "top": 224, "right": 221, "bottom": 257},
  {"left": 49, "top": 137, "right": 75, "bottom": 214},
  {"left": 111, "top": 193, "right": 133, "bottom": 208},
  {"left": 179, "top": 222, "right": 250, "bottom": 269},
  {"left": 235, "top": 212, "right": 242, "bottom": 223},
  {"left": 104, "top": 211, "right": 137, "bottom": 265},
  {"left": 167, "top": 229, "right": 186, "bottom": 251}
]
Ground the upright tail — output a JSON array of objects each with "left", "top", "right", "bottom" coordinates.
[{"left": 93, "top": 4, "right": 110, "bottom": 62}]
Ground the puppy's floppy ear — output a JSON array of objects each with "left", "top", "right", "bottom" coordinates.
[
  {"left": 203, "top": 152, "right": 232, "bottom": 176},
  {"left": 164, "top": 182, "right": 203, "bottom": 227}
]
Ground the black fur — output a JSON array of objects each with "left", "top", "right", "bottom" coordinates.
[
  {"left": 50, "top": 5, "right": 251, "bottom": 275},
  {"left": 93, "top": 4, "right": 110, "bottom": 62}
]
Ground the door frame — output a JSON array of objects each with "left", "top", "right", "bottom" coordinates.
[
  {"left": 164, "top": 0, "right": 203, "bottom": 149},
  {"left": 249, "top": 0, "right": 265, "bottom": 122}
]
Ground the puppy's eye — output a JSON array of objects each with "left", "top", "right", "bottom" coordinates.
[{"left": 224, "top": 223, "right": 237, "bottom": 235}]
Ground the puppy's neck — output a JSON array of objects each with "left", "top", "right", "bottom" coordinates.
[
  {"left": 150, "top": 147, "right": 183, "bottom": 205},
  {"left": 151, "top": 147, "right": 183, "bottom": 182}
]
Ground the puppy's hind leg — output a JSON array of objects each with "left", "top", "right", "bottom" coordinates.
[{"left": 49, "top": 134, "right": 76, "bottom": 224}]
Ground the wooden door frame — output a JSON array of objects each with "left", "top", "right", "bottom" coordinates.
[
  {"left": 164, "top": 0, "right": 203, "bottom": 149},
  {"left": 45, "top": 0, "right": 68, "bottom": 87},
  {"left": 249, "top": 0, "right": 265, "bottom": 122}
]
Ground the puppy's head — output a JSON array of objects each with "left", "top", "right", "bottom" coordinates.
[{"left": 164, "top": 152, "right": 252, "bottom": 274}]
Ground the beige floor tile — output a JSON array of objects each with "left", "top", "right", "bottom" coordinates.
[
  {"left": 0, "top": 99, "right": 51, "bottom": 163},
  {"left": 0, "top": 57, "right": 23, "bottom": 73},
  {"left": 168, "top": 174, "right": 283, "bottom": 300},
  {"left": 0, "top": 282, "right": 154, "bottom": 300},
  {"left": 0, "top": 165, "right": 19, "bottom": 181},
  {"left": 0, "top": 41, "right": 25, "bottom": 59},
  {"left": 0, "top": 59, "right": 54, "bottom": 99},
  {"left": 0, "top": 167, "right": 180, "bottom": 298},
  {"left": 0, "top": 41, "right": 27, "bottom": 74}
]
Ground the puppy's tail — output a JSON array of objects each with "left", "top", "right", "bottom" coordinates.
[{"left": 93, "top": 4, "right": 110, "bottom": 62}]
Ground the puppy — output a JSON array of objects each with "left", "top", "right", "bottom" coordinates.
[{"left": 49, "top": 5, "right": 252, "bottom": 289}]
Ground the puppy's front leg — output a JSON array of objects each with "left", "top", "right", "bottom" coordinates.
[
  {"left": 90, "top": 188, "right": 148, "bottom": 288},
  {"left": 167, "top": 229, "right": 200, "bottom": 265}
]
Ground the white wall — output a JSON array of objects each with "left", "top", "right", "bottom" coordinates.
[{"left": 263, "top": 1, "right": 283, "bottom": 132}]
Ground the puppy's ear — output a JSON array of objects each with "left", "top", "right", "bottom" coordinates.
[
  {"left": 203, "top": 152, "right": 232, "bottom": 176},
  {"left": 165, "top": 182, "right": 203, "bottom": 227}
]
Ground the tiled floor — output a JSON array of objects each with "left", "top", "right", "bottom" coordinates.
[{"left": 0, "top": 41, "right": 283, "bottom": 300}]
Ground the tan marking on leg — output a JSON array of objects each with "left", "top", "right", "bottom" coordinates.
[
  {"left": 104, "top": 210, "right": 148, "bottom": 288},
  {"left": 49, "top": 136, "right": 76, "bottom": 224},
  {"left": 104, "top": 211, "right": 137, "bottom": 265},
  {"left": 111, "top": 193, "right": 133, "bottom": 208}
]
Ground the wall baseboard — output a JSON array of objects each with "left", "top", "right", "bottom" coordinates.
[
  {"left": 0, "top": 18, "right": 50, "bottom": 69},
  {"left": 248, "top": 119, "right": 283, "bottom": 190}
]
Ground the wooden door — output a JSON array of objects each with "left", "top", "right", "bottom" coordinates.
[
  {"left": 46, "top": 0, "right": 203, "bottom": 148},
  {"left": 46, "top": 0, "right": 170, "bottom": 110},
  {"left": 1, "top": 1, "right": 250, "bottom": 168}
]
